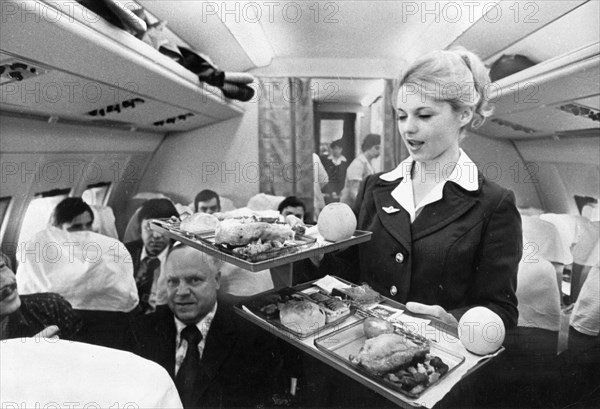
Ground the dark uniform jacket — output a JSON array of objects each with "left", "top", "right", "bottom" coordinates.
[
  {"left": 127, "top": 302, "right": 281, "bottom": 408},
  {"left": 323, "top": 171, "right": 522, "bottom": 328}
]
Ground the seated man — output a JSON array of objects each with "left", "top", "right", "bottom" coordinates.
[
  {"left": 278, "top": 196, "right": 307, "bottom": 222},
  {"left": 127, "top": 245, "right": 281, "bottom": 408},
  {"left": 194, "top": 189, "right": 221, "bottom": 214},
  {"left": 125, "top": 198, "right": 179, "bottom": 314},
  {"left": 0, "top": 258, "right": 82, "bottom": 340},
  {"left": 271, "top": 197, "right": 319, "bottom": 289},
  {"left": 50, "top": 197, "right": 94, "bottom": 232}
]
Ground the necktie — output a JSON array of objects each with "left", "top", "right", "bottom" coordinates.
[
  {"left": 175, "top": 325, "right": 202, "bottom": 408},
  {"left": 136, "top": 256, "right": 160, "bottom": 313}
]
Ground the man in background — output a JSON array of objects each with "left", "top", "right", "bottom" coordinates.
[
  {"left": 278, "top": 196, "right": 307, "bottom": 222},
  {"left": 128, "top": 245, "right": 281, "bottom": 408},
  {"left": 125, "top": 198, "right": 179, "bottom": 314},
  {"left": 194, "top": 190, "right": 221, "bottom": 214},
  {"left": 50, "top": 197, "right": 94, "bottom": 232},
  {"left": 340, "top": 133, "right": 381, "bottom": 206}
]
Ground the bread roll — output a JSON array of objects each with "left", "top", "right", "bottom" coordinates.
[
  {"left": 180, "top": 213, "right": 219, "bottom": 234},
  {"left": 279, "top": 300, "right": 326, "bottom": 335}
]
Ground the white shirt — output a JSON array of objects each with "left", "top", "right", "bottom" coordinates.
[
  {"left": 380, "top": 149, "right": 479, "bottom": 222},
  {"left": 327, "top": 154, "right": 347, "bottom": 166},
  {"left": 174, "top": 302, "right": 218, "bottom": 374},
  {"left": 140, "top": 245, "right": 169, "bottom": 308}
]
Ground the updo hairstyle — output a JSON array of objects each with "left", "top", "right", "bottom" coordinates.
[{"left": 398, "top": 47, "right": 493, "bottom": 129}]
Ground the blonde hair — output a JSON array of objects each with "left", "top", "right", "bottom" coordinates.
[{"left": 398, "top": 47, "right": 493, "bottom": 129}]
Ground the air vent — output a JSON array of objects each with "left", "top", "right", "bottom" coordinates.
[
  {"left": 558, "top": 103, "right": 600, "bottom": 122},
  {"left": 490, "top": 118, "right": 538, "bottom": 134},
  {"left": 0, "top": 59, "right": 49, "bottom": 86}
]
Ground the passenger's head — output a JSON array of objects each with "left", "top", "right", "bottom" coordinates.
[
  {"left": 50, "top": 197, "right": 94, "bottom": 232},
  {"left": 361, "top": 134, "right": 381, "bottom": 159},
  {"left": 165, "top": 245, "right": 222, "bottom": 325},
  {"left": 330, "top": 139, "right": 344, "bottom": 158},
  {"left": 138, "top": 199, "right": 179, "bottom": 256},
  {"left": 194, "top": 190, "right": 221, "bottom": 214},
  {"left": 319, "top": 143, "right": 330, "bottom": 157},
  {"left": 278, "top": 196, "right": 306, "bottom": 222},
  {"left": 0, "top": 259, "right": 21, "bottom": 318}
]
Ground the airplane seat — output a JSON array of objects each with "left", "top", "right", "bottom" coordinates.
[
  {"left": 570, "top": 221, "right": 600, "bottom": 303},
  {"left": 90, "top": 204, "right": 119, "bottom": 239},
  {"left": 516, "top": 258, "right": 562, "bottom": 331},
  {"left": 74, "top": 309, "right": 138, "bottom": 350},
  {"left": 16, "top": 227, "right": 139, "bottom": 311},
  {"left": 247, "top": 193, "right": 286, "bottom": 211},
  {"left": 582, "top": 203, "right": 599, "bottom": 222},
  {"left": 123, "top": 206, "right": 142, "bottom": 243},
  {"left": 570, "top": 263, "right": 599, "bottom": 336},
  {"left": 521, "top": 215, "right": 572, "bottom": 290}
]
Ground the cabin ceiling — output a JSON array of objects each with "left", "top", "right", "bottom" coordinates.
[
  {"left": 0, "top": 0, "right": 598, "bottom": 139},
  {"left": 141, "top": 0, "right": 599, "bottom": 139}
]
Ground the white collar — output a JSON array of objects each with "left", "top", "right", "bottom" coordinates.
[
  {"left": 174, "top": 301, "right": 217, "bottom": 341},
  {"left": 140, "top": 244, "right": 169, "bottom": 266},
  {"left": 327, "top": 155, "right": 347, "bottom": 165},
  {"left": 380, "top": 149, "right": 479, "bottom": 191}
]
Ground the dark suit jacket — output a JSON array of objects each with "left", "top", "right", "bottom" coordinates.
[
  {"left": 322, "top": 172, "right": 522, "bottom": 328},
  {"left": 127, "top": 303, "right": 281, "bottom": 408},
  {"left": 124, "top": 239, "right": 144, "bottom": 275}
]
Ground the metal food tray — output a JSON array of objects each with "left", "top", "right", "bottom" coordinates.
[
  {"left": 150, "top": 218, "right": 372, "bottom": 272},
  {"left": 239, "top": 284, "right": 355, "bottom": 339},
  {"left": 314, "top": 319, "right": 466, "bottom": 399}
]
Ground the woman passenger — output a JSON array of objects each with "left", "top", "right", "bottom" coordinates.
[{"left": 324, "top": 48, "right": 522, "bottom": 328}]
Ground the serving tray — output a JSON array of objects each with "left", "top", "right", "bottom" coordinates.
[
  {"left": 314, "top": 319, "right": 465, "bottom": 398},
  {"left": 149, "top": 218, "right": 372, "bottom": 272}
]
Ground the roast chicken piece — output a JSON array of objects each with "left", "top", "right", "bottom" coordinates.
[{"left": 350, "top": 333, "right": 430, "bottom": 376}]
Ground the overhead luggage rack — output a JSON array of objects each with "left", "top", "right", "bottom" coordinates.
[{"left": 0, "top": 0, "right": 246, "bottom": 132}]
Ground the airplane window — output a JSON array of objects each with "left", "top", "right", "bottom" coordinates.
[
  {"left": 0, "top": 197, "right": 11, "bottom": 230},
  {"left": 17, "top": 189, "right": 70, "bottom": 244},
  {"left": 82, "top": 182, "right": 112, "bottom": 206}
]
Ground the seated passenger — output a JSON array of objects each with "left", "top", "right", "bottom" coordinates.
[
  {"left": 271, "top": 197, "right": 319, "bottom": 289},
  {"left": 50, "top": 197, "right": 94, "bottom": 232},
  {"left": 194, "top": 189, "right": 221, "bottom": 214},
  {"left": 278, "top": 195, "right": 307, "bottom": 222},
  {"left": 0, "top": 258, "right": 82, "bottom": 340},
  {"left": 127, "top": 245, "right": 281, "bottom": 408},
  {"left": 125, "top": 198, "right": 179, "bottom": 314}
]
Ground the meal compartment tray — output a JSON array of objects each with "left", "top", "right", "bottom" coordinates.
[
  {"left": 150, "top": 218, "right": 372, "bottom": 272},
  {"left": 314, "top": 319, "right": 465, "bottom": 398},
  {"left": 237, "top": 284, "right": 355, "bottom": 339}
]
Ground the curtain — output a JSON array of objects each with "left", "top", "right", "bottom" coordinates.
[
  {"left": 382, "top": 79, "right": 406, "bottom": 170},
  {"left": 258, "top": 78, "right": 314, "bottom": 215}
]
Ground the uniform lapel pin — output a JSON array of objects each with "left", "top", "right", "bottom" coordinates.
[{"left": 382, "top": 206, "right": 401, "bottom": 214}]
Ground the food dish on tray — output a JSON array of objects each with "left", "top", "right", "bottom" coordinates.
[
  {"left": 243, "top": 287, "right": 353, "bottom": 338},
  {"left": 150, "top": 219, "right": 372, "bottom": 271},
  {"left": 314, "top": 318, "right": 465, "bottom": 398},
  {"left": 151, "top": 217, "right": 316, "bottom": 263}
]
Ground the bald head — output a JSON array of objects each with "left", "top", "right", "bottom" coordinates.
[{"left": 164, "top": 246, "right": 222, "bottom": 325}]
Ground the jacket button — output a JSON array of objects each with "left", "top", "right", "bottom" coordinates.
[
  {"left": 395, "top": 253, "right": 404, "bottom": 263},
  {"left": 390, "top": 286, "right": 398, "bottom": 296}
]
